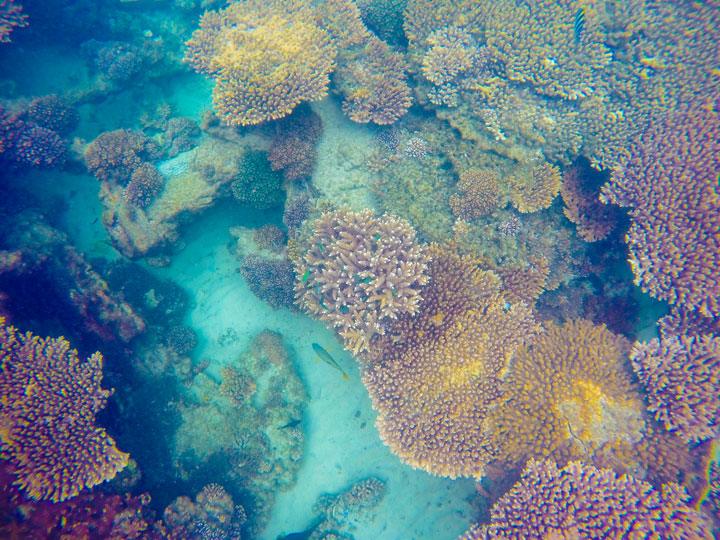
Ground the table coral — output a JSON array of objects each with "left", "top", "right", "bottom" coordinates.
[
  {"left": 295, "top": 208, "right": 430, "bottom": 355},
  {"left": 185, "top": 0, "right": 337, "bottom": 126},
  {"left": 363, "top": 247, "right": 540, "bottom": 479},
  {"left": 0, "top": 320, "right": 129, "bottom": 502},
  {"left": 601, "top": 95, "right": 720, "bottom": 317},
  {"left": 461, "top": 459, "right": 712, "bottom": 539},
  {"left": 631, "top": 334, "right": 720, "bottom": 444},
  {"left": 489, "top": 319, "right": 644, "bottom": 469}
]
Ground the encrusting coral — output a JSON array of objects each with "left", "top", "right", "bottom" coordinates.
[
  {"left": 185, "top": 0, "right": 337, "bottom": 126},
  {"left": 295, "top": 207, "right": 430, "bottom": 355}
]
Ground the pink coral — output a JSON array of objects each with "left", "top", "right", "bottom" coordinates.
[
  {"left": 631, "top": 334, "right": 720, "bottom": 444},
  {"left": 0, "top": 0, "right": 26, "bottom": 42},
  {"left": 462, "top": 459, "right": 712, "bottom": 539},
  {"left": 0, "top": 321, "right": 129, "bottom": 502},
  {"left": 600, "top": 96, "right": 720, "bottom": 316}
]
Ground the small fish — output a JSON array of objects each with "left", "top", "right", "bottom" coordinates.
[
  {"left": 278, "top": 418, "right": 302, "bottom": 430},
  {"left": 317, "top": 242, "right": 325, "bottom": 252},
  {"left": 312, "top": 343, "right": 349, "bottom": 380},
  {"left": 301, "top": 268, "right": 311, "bottom": 282},
  {"left": 574, "top": 7, "right": 586, "bottom": 44}
]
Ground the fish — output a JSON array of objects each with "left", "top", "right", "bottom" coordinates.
[
  {"left": 278, "top": 418, "right": 302, "bottom": 429},
  {"left": 301, "top": 268, "right": 311, "bottom": 282},
  {"left": 574, "top": 7, "right": 586, "bottom": 44},
  {"left": 311, "top": 343, "right": 349, "bottom": 380}
]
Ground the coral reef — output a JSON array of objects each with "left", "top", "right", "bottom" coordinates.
[
  {"left": 560, "top": 158, "right": 621, "bottom": 242},
  {"left": 230, "top": 152, "right": 285, "bottom": 210},
  {"left": 84, "top": 129, "right": 161, "bottom": 185},
  {"left": 309, "top": 477, "right": 386, "bottom": 538},
  {"left": 161, "top": 117, "right": 201, "bottom": 158},
  {"left": 449, "top": 168, "right": 500, "bottom": 220},
  {"left": 81, "top": 39, "right": 145, "bottom": 82},
  {"left": 489, "top": 319, "right": 644, "bottom": 469},
  {"left": 601, "top": 95, "right": 720, "bottom": 317},
  {"left": 295, "top": 207, "right": 430, "bottom": 355},
  {"left": 0, "top": 105, "right": 66, "bottom": 169},
  {"left": 165, "top": 325, "right": 198, "bottom": 356},
  {"left": 462, "top": 460, "right": 712, "bottom": 539},
  {"left": 268, "top": 104, "right": 323, "bottom": 182},
  {"left": 123, "top": 162, "right": 164, "bottom": 208},
  {"left": 163, "top": 483, "right": 246, "bottom": 540},
  {"left": 241, "top": 255, "right": 295, "bottom": 311},
  {"left": 0, "top": 320, "right": 129, "bottom": 502},
  {"left": 283, "top": 194, "right": 312, "bottom": 236},
  {"left": 0, "top": 210, "right": 145, "bottom": 342},
  {"left": 631, "top": 334, "right": 720, "bottom": 444},
  {"left": 0, "top": 0, "right": 26, "bottom": 42},
  {"left": 364, "top": 247, "right": 540, "bottom": 479},
  {"left": 509, "top": 159, "right": 561, "bottom": 214},
  {"left": 185, "top": 0, "right": 337, "bottom": 126},
  {"left": 24, "top": 94, "right": 79, "bottom": 136}
]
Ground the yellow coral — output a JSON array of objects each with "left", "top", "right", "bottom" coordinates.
[
  {"left": 489, "top": 319, "right": 645, "bottom": 468},
  {"left": 509, "top": 159, "right": 562, "bottom": 213},
  {"left": 185, "top": 0, "right": 337, "bottom": 126}
]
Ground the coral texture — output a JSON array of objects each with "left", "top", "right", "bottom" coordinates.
[
  {"left": 0, "top": 321, "right": 129, "bottom": 502},
  {"left": 0, "top": 0, "right": 26, "bottom": 42},
  {"left": 0, "top": 105, "right": 66, "bottom": 169},
  {"left": 295, "top": 208, "right": 430, "bottom": 355},
  {"left": 123, "top": 162, "right": 164, "bottom": 208},
  {"left": 363, "top": 247, "right": 539, "bottom": 479},
  {"left": 185, "top": 0, "right": 337, "bottom": 126},
  {"left": 84, "top": 129, "right": 160, "bottom": 184},
  {"left": 601, "top": 96, "right": 720, "bottom": 316},
  {"left": 231, "top": 151, "right": 285, "bottom": 210},
  {"left": 631, "top": 334, "right": 720, "bottom": 444},
  {"left": 509, "top": 159, "right": 561, "bottom": 214},
  {"left": 24, "top": 94, "right": 79, "bottom": 136},
  {"left": 449, "top": 168, "right": 500, "bottom": 220},
  {"left": 268, "top": 104, "right": 323, "bottom": 181},
  {"left": 462, "top": 459, "right": 712, "bottom": 539},
  {"left": 490, "top": 319, "right": 643, "bottom": 468}
]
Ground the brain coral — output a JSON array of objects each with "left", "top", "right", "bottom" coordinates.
[
  {"left": 489, "top": 319, "right": 645, "bottom": 468},
  {"left": 295, "top": 208, "right": 430, "bottom": 355},
  {"left": 461, "top": 459, "right": 712, "bottom": 539},
  {"left": 363, "top": 246, "right": 540, "bottom": 479},
  {"left": 185, "top": 0, "right": 337, "bottom": 126},
  {"left": 0, "top": 320, "right": 128, "bottom": 502},
  {"left": 631, "top": 334, "right": 720, "bottom": 444}
]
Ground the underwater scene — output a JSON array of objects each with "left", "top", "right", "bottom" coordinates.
[{"left": 0, "top": 0, "right": 719, "bottom": 538}]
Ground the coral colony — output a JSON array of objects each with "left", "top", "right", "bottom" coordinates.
[{"left": 1, "top": 0, "right": 719, "bottom": 538}]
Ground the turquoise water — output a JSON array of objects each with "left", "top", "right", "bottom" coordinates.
[{"left": 1, "top": 1, "right": 718, "bottom": 539}]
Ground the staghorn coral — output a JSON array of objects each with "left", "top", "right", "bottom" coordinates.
[
  {"left": 485, "top": 0, "right": 612, "bottom": 100},
  {"left": 560, "top": 158, "right": 621, "bottom": 242},
  {"left": 0, "top": 0, "right": 26, "bottom": 43},
  {"left": 461, "top": 459, "right": 712, "bottom": 539},
  {"left": 363, "top": 246, "right": 540, "bottom": 479},
  {"left": 600, "top": 95, "right": 720, "bottom": 317},
  {"left": 489, "top": 319, "right": 644, "bottom": 469},
  {"left": 0, "top": 321, "right": 129, "bottom": 502},
  {"left": 631, "top": 334, "right": 720, "bottom": 444},
  {"left": 185, "top": 0, "right": 337, "bottom": 126},
  {"left": 295, "top": 208, "right": 430, "bottom": 355},
  {"left": 449, "top": 168, "right": 500, "bottom": 220},
  {"left": 509, "top": 158, "right": 561, "bottom": 214}
]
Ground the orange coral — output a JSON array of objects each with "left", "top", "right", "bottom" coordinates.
[
  {"left": 489, "top": 319, "right": 644, "bottom": 468},
  {"left": 185, "top": 0, "right": 337, "bottom": 126},
  {"left": 509, "top": 159, "right": 561, "bottom": 213},
  {"left": 363, "top": 246, "right": 540, "bottom": 479}
]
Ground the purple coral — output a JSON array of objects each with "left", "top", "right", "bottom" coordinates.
[
  {"left": 0, "top": 321, "right": 129, "bottom": 502},
  {"left": 0, "top": 105, "right": 66, "bottom": 169},
  {"left": 241, "top": 254, "right": 295, "bottom": 311},
  {"left": 462, "top": 459, "right": 712, "bottom": 539},
  {"left": 631, "top": 333, "right": 720, "bottom": 443}
]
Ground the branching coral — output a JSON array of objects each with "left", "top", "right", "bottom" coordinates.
[
  {"left": 449, "top": 168, "right": 500, "bottom": 220},
  {"left": 230, "top": 151, "right": 285, "bottom": 210},
  {"left": 462, "top": 460, "right": 712, "bottom": 539},
  {"left": 0, "top": 0, "right": 26, "bottom": 43},
  {"left": 185, "top": 0, "right": 337, "bottom": 126},
  {"left": 268, "top": 104, "right": 323, "bottom": 181},
  {"left": 489, "top": 319, "right": 644, "bottom": 469},
  {"left": 84, "top": 129, "right": 160, "bottom": 184},
  {"left": 631, "top": 334, "right": 720, "bottom": 444},
  {"left": 485, "top": 0, "right": 612, "bottom": 100},
  {"left": 363, "top": 246, "right": 540, "bottom": 479},
  {"left": 600, "top": 95, "right": 720, "bottom": 317},
  {"left": 295, "top": 208, "right": 430, "bottom": 355},
  {"left": 0, "top": 320, "right": 129, "bottom": 502},
  {"left": 0, "top": 105, "right": 66, "bottom": 169},
  {"left": 509, "top": 159, "right": 562, "bottom": 214},
  {"left": 123, "top": 162, "right": 164, "bottom": 208}
]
